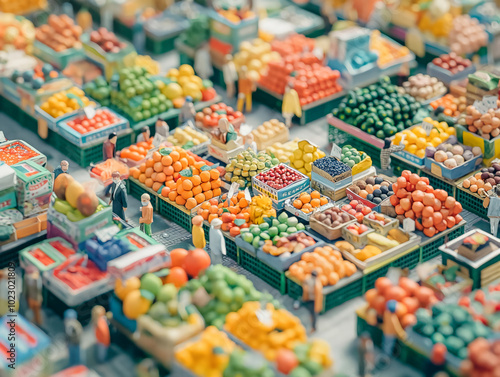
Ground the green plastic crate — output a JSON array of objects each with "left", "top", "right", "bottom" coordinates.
[
  {"left": 420, "top": 170, "right": 456, "bottom": 197},
  {"left": 239, "top": 251, "right": 287, "bottom": 294},
  {"left": 114, "top": 19, "right": 134, "bottom": 41},
  {"left": 391, "top": 247, "right": 421, "bottom": 270},
  {"left": 158, "top": 197, "right": 192, "bottom": 231},
  {"left": 127, "top": 178, "right": 159, "bottom": 211},
  {"left": 0, "top": 246, "right": 20, "bottom": 269},
  {"left": 392, "top": 157, "right": 421, "bottom": 178},
  {"left": 362, "top": 264, "right": 390, "bottom": 292},
  {"left": 456, "top": 187, "right": 488, "bottom": 219},
  {"left": 420, "top": 223, "right": 465, "bottom": 262},
  {"left": 225, "top": 236, "right": 238, "bottom": 263},
  {"left": 145, "top": 35, "right": 176, "bottom": 55},
  {"left": 287, "top": 277, "right": 303, "bottom": 300},
  {"left": 356, "top": 313, "right": 383, "bottom": 345},
  {"left": 323, "top": 277, "right": 364, "bottom": 312}
]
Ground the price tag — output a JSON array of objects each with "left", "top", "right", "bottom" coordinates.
[
  {"left": 244, "top": 187, "right": 252, "bottom": 202},
  {"left": 386, "top": 267, "right": 402, "bottom": 285},
  {"left": 330, "top": 143, "right": 342, "bottom": 159},
  {"left": 403, "top": 218, "right": 415, "bottom": 232},
  {"left": 152, "top": 133, "right": 164, "bottom": 148},
  {"left": 0, "top": 131, "right": 5, "bottom": 142},
  {"left": 422, "top": 120, "right": 434, "bottom": 136},
  {"left": 227, "top": 182, "right": 240, "bottom": 202},
  {"left": 83, "top": 106, "right": 96, "bottom": 119},
  {"left": 474, "top": 100, "right": 489, "bottom": 114},
  {"left": 256, "top": 307, "right": 273, "bottom": 327},
  {"left": 483, "top": 95, "right": 498, "bottom": 110}
]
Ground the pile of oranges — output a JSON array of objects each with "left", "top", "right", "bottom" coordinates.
[
  {"left": 197, "top": 192, "right": 251, "bottom": 224},
  {"left": 292, "top": 191, "right": 329, "bottom": 214},
  {"left": 119, "top": 138, "right": 154, "bottom": 162}
]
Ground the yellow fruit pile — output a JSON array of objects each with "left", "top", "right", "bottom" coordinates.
[
  {"left": 251, "top": 119, "right": 288, "bottom": 150},
  {"left": 167, "top": 127, "right": 208, "bottom": 147},
  {"left": 266, "top": 138, "right": 299, "bottom": 163},
  {"left": 157, "top": 64, "right": 205, "bottom": 104},
  {"left": 175, "top": 326, "right": 236, "bottom": 377},
  {"left": 289, "top": 140, "right": 326, "bottom": 178},
  {"left": 0, "top": 0, "right": 46, "bottom": 14},
  {"left": 225, "top": 302, "right": 307, "bottom": 361},
  {"left": 393, "top": 118, "right": 455, "bottom": 158},
  {"left": 234, "top": 39, "right": 281, "bottom": 80},
  {"left": 40, "top": 87, "right": 95, "bottom": 118}
]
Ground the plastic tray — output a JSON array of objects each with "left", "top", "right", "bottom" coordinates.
[
  {"left": 0, "top": 139, "right": 47, "bottom": 167},
  {"left": 424, "top": 147, "right": 483, "bottom": 181},
  {"left": 32, "top": 40, "right": 85, "bottom": 69},
  {"left": 426, "top": 62, "right": 476, "bottom": 86},
  {"left": 283, "top": 192, "right": 334, "bottom": 222},
  {"left": 363, "top": 214, "right": 399, "bottom": 236},
  {"left": 19, "top": 237, "right": 75, "bottom": 272}
]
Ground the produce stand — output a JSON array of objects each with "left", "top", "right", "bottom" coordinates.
[
  {"left": 158, "top": 195, "right": 195, "bottom": 232},
  {"left": 456, "top": 172, "right": 488, "bottom": 219},
  {"left": 32, "top": 40, "right": 85, "bottom": 70}
]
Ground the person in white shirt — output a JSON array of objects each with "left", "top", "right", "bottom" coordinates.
[
  {"left": 222, "top": 54, "right": 238, "bottom": 99},
  {"left": 136, "top": 126, "right": 150, "bottom": 144}
]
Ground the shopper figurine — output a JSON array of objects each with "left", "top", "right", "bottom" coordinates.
[
  {"left": 209, "top": 218, "right": 225, "bottom": 265},
  {"left": 380, "top": 137, "right": 405, "bottom": 172},
  {"left": 24, "top": 265, "right": 43, "bottom": 326},
  {"left": 192, "top": 215, "right": 206, "bottom": 249},
  {"left": 302, "top": 270, "right": 323, "bottom": 333},
  {"left": 180, "top": 96, "right": 196, "bottom": 125},
  {"left": 282, "top": 82, "right": 302, "bottom": 128},
  {"left": 194, "top": 42, "right": 213, "bottom": 80},
  {"left": 53, "top": 160, "right": 70, "bottom": 180},
  {"left": 155, "top": 118, "right": 169, "bottom": 138},
  {"left": 244, "top": 133, "right": 257, "bottom": 153},
  {"left": 136, "top": 126, "right": 150, "bottom": 144},
  {"left": 64, "top": 309, "right": 83, "bottom": 367},
  {"left": 237, "top": 66, "right": 256, "bottom": 113},
  {"left": 103, "top": 132, "right": 117, "bottom": 160},
  {"left": 382, "top": 300, "right": 407, "bottom": 356},
  {"left": 92, "top": 305, "right": 110, "bottom": 363},
  {"left": 139, "top": 193, "right": 153, "bottom": 236},
  {"left": 222, "top": 54, "right": 238, "bottom": 99},
  {"left": 358, "top": 332, "right": 375, "bottom": 377},
  {"left": 425, "top": 343, "right": 447, "bottom": 377},
  {"left": 218, "top": 118, "right": 238, "bottom": 144},
  {"left": 137, "top": 358, "right": 160, "bottom": 377},
  {"left": 109, "top": 171, "right": 128, "bottom": 222},
  {"left": 485, "top": 186, "right": 500, "bottom": 236}
]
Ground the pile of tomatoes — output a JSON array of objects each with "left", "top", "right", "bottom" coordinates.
[
  {"left": 0, "top": 141, "right": 39, "bottom": 165},
  {"left": 66, "top": 109, "right": 120, "bottom": 134},
  {"left": 255, "top": 165, "right": 304, "bottom": 190},
  {"left": 194, "top": 102, "right": 243, "bottom": 128}
]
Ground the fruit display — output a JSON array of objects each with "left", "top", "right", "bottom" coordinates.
[
  {"left": 347, "top": 177, "right": 394, "bottom": 206},
  {"left": 240, "top": 212, "right": 304, "bottom": 250},
  {"left": 288, "top": 245, "right": 357, "bottom": 287},
  {"left": 313, "top": 157, "right": 350, "bottom": 178},
  {"left": 0, "top": 141, "right": 39, "bottom": 165},
  {"left": 35, "top": 15, "right": 82, "bottom": 52},
  {"left": 365, "top": 276, "right": 436, "bottom": 324},
  {"left": 233, "top": 39, "right": 281, "bottom": 80},
  {"left": 65, "top": 108, "right": 120, "bottom": 135},
  {"left": 365, "top": 212, "right": 394, "bottom": 227},
  {"left": 266, "top": 138, "right": 299, "bottom": 163},
  {"left": 249, "top": 195, "right": 277, "bottom": 225},
  {"left": 0, "top": 1, "right": 45, "bottom": 18},
  {"left": 119, "top": 139, "right": 154, "bottom": 163},
  {"left": 89, "top": 27, "right": 127, "bottom": 53},
  {"left": 167, "top": 127, "right": 209, "bottom": 149},
  {"left": 430, "top": 94, "right": 467, "bottom": 118},
  {"left": 130, "top": 147, "right": 222, "bottom": 210},
  {"left": 195, "top": 102, "right": 244, "bottom": 129},
  {"left": 11, "top": 63, "right": 59, "bottom": 90},
  {"left": 90, "top": 159, "right": 129, "bottom": 183},
  {"left": 345, "top": 223, "right": 371, "bottom": 237},
  {"left": 413, "top": 303, "right": 493, "bottom": 359},
  {"left": 462, "top": 166, "right": 500, "bottom": 196},
  {"left": 449, "top": 15, "right": 488, "bottom": 55},
  {"left": 223, "top": 349, "right": 275, "bottom": 377},
  {"left": 185, "top": 265, "right": 273, "bottom": 328},
  {"left": 224, "top": 149, "right": 280, "bottom": 188},
  {"left": 279, "top": 340, "right": 333, "bottom": 376},
  {"left": 291, "top": 191, "right": 329, "bottom": 214},
  {"left": 389, "top": 170, "right": 463, "bottom": 236},
  {"left": 458, "top": 285, "right": 500, "bottom": 329},
  {"left": 225, "top": 301, "right": 307, "bottom": 361},
  {"left": 175, "top": 326, "right": 237, "bottom": 377},
  {"left": 461, "top": 338, "right": 500, "bottom": 377},
  {"left": 369, "top": 30, "right": 410, "bottom": 67},
  {"left": 431, "top": 53, "right": 472, "bottom": 75},
  {"left": 340, "top": 145, "right": 368, "bottom": 168},
  {"left": 260, "top": 57, "right": 342, "bottom": 106},
  {"left": 289, "top": 140, "right": 326, "bottom": 179},
  {"left": 464, "top": 101, "right": 500, "bottom": 139},
  {"left": 401, "top": 74, "right": 447, "bottom": 102},
  {"left": 40, "top": 87, "right": 95, "bottom": 119},
  {"left": 52, "top": 174, "right": 103, "bottom": 221},
  {"left": 426, "top": 141, "right": 482, "bottom": 171},
  {"left": 196, "top": 192, "right": 250, "bottom": 227},
  {"left": 255, "top": 164, "right": 306, "bottom": 191},
  {"left": 393, "top": 119, "right": 454, "bottom": 159},
  {"left": 250, "top": 119, "right": 288, "bottom": 150},
  {"left": 112, "top": 66, "right": 171, "bottom": 122},
  {"left": 160, "top": 65, "right": 216, "bottom": 106},
  {"left": 271, "top": 34, "right": 315, "bottom": 57},
  {"left": 341, "top": 200, "right": 373, "bottom": 223},
  {"left": 332, "top": 77, "right": 422, "bottom": 139},
  {"left": 216, "top": 8, "right": 255, "bottom": 24},
  {"left": 261, "top": 232, "right": 316, "bottom": 257},
  {"left": 0, "top": 14, "right": 35, "bottom": 52},
  {"left": 83, "top": 76, "right": 111, "bottom": 106}
]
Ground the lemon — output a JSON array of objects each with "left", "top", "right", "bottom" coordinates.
[
  {"left": 447, "top": 127, "right": 456, "bottom": 135},
  {"left": 416, "top": 149, "right": 425, "bottom": 158},
  {"left": 305, "top": 162, "right": 312, "bottom": 171},
  {"left": 406, "top": 144, "right": 418, "bottom": 154},
  {"left": 293, "top": 149, "right": 303, "bottom": 160},
  {"left": 178, "top": 64, "right": 194, "bottom": 76},
  {"left": 406, "top": 132, "right": 418, "bottom": 144},
  {"left": 298, "top": 168, "right": 308, "bottom": 175},
  {"left": 167, "top": 68, "right": 179, "bottom": 78},
  {"left": 413, "top": 127, "right": 426, "bottom": 138},
  {"left": 416, "top": 137, "right": 427, "bottom": 149},
  {"left": 303, "top": 153, "right": 313, "bottom": 163},
  {"left": 294, "top": 159, "right": 304, "bottom": 169},
  {"left": 163, "top": 82, "right": 183, "bottom": 100},
  {"left": 440, "top": 132, "right": 449, "bottom": 141},
  {"left": 431, "top": 137, "right": 442, "bottom": 147}
]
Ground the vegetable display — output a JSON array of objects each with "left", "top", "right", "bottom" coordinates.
[
  {"left": 195, "top": 103, "right": 243, "bottom": 128},
  {"left": 66, "top": 108, "right": 120, "bottom": 135},
  {"left": 250, "top": 119, "right": 288, "bottom": 150},
  {"left": 402, "top": 74, "right": 446, "bottom": 102},
  {"left": 89, "top": 27, "right": 126, "bottom": 53},
  {"left": 12, "top": 63, "right": 59, "bottom": 90},
  {"left": 431, "top": 53, "right": 472, "bottom": 75},
  {"left": 340, "top": 146, "right": 367, "bottom": 168},
  {"left": 341, "top": 200, "right": 372, "bottom": 223},
  {"left": 36, "top": 15, "right": 82, "bottom": 52},
  {"left": 332, "top": 77, "right": 422, "bottom": 139},
  {"left": 160, "top": 65, "right": 215, "bottom": 106},
  {"left": 462, "top": 166, "right": 500, "bottom": 196},
  {"left": 167, "top": 127, "right": 209, "bottom": 149},
  {"left": 233, "top": 38, "right": 280, "bottom": 81},
  {"left": 266, "top": 139, "right": 299, "bottom": 164},
  {"left": 464, "top": 100, "right": 500, "bottom": 139},
  {"left": 430, "top": 94, "right": 467, "bottom": 118},
  {"left": 225, "top": 149, "right": 279, "bottom": 188},
  {"left": 261, "top": 232, "right": 316, "bottom": 257},
  {"left": 196, "top": 193, "right": 250, "bottom": 226},
  {"left": 0, "top": 141, "right": 39, "bottom": 165},
  {"left": 0, "top": 14, "right": 35, "bottom": 53},
  {"left": 461, "top": 338, "right": 500, "bottom": 377},
  {"left": 119, "top": 139, "right": 154, "bottom": 162},
  {"left": 347, "top": 177, "right": 394, "bottom": 206},
  {"left": 426, "top": 141, "right": 481, "bottom": 170}
]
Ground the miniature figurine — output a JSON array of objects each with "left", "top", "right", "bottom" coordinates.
[
  {"left": 109, "top": 171, "right": 128, "bottom": 222},
  {"left": 425, "top": 343, "right": 447, "bottom": 377},
  {"left": 302, "top": 270, "right": 323, "bottom": 333},
  {"left": 92, "top": 305, "right": 110, "bottom": 363},
  {"left": 217, "top": 118, "right": 239, "bottom": 144},
  {"left": 380, "top": 137, "right": 405, "bottom": 172},
  {"left": 485, "top": 186, "right": 500, "bottom": 236},
  {"left": 53, "top": 160, "right": 70, "bottom": 180},
  {"left": 209, "top": 218, "right": 225, "bottom": 265},
  {"left": 24, "top": 265, "right": 43, "bottom": 326},
  {"left": 358, "top": 332, "right": 375, "bottom": 377},
  {"left": 155, "top": 118, "right": 169, "bottom": 138},
  {"left": 244, "top": 133, "right": 257, "bottom": 153},
  {"left": 194, "top": 43, "right": 213, "bottom": 80},
  {"left": 76, "top": 7, "right": 93, "bottom": 32},
  {"left": 222, "top": 54, "right": 238, "bottom": 99},
  {"left": 136, "top": 126, "right": 150, "bottom": 144},
  {"left": 103, "top": 132, "right": 117, "bottom": 160},
  {"left": 282, "top": 82, "right": 302, "bottom": 128},
  {"left": 382, "top": 300, "right": 407, "bottom": 356},
  {"left": 137, "top": 358, "right": 160, "bottom": 377},
  {"left": 179, "top": 96, "right": 196, "bottom": 125},
  {"left": 139, "top": 193, "right": 153, "bottom": 236},
  {"left": 64, "top": 309, "right": 83, "bottom": 367},
  {"left": 192, "top": 215, "right": 206, "bottom": 249},
  {"left": 237, "top": 66, "right": 256, "bottom": 113}
]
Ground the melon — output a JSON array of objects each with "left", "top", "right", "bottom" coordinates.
[
  {"left": 53, "top": 174, "right": 75, "bottom": 200},
  {"left": 65, "top": 181, "right": 85, "bottom": 208},
  {"left": 76, "top": 191, "right": 99, "bottom": 217}
]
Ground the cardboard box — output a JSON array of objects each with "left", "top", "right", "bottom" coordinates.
[
  {"left": 0, "top": 163, "right": 16, "bottom": 191},
  {"left": 12, "top": 161, "right": 53, "bottom": 202},
  {"left": 0, "top": 187, "right": 16, "bottom": 212}
]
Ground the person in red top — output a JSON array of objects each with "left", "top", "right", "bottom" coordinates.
[{"left": 92, "top": 305, "right": 110, "bottom": 363}]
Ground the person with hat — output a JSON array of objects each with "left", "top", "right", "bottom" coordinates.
[
  {"left": 192, "top": 215, "right": 206, "bottom": 249},
  {"left": 53, "top": 160, "right": 70, "bottom": 180},
  {"left": 302, "top": 270, "right": 323, "bottom": 333},
  {"left": 109, "top": 171, "right": 128, "bottom": 222},
  {"left": 136, "top": 126, "right": 150, "bottom": 144},
  {"left": 209, "top": 218, "right": 225, "bottom": 265},
  {"left": 139, "top": 193, "right": 153, "bottom": 236},
  {"left": 24, "top": 265, "right": 43, "bottom": 326},
  {"left": 180, "top": 96, "right": 196, "bottom": 124},
  {"left": 382, "top": 300, "right": 407, "bottom": 356},
  {"left": 64, "top": 309, "right": 83, "bottom": 366},
  {"left": 155, "top": 118, "right": 169, "bottom": 138},
  {"left": 92, "top": 305, "right": 110, "bottom": 363}
]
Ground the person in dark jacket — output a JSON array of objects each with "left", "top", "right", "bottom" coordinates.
[
  {"left": 103, "top": 132, "right": 117, "bottom": 160},
  {"left": 53, "top": 160, "right": 69, "bottom": 180},
  {"left": 109, "top": 171, "right": 127, "bottom": 221}
]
